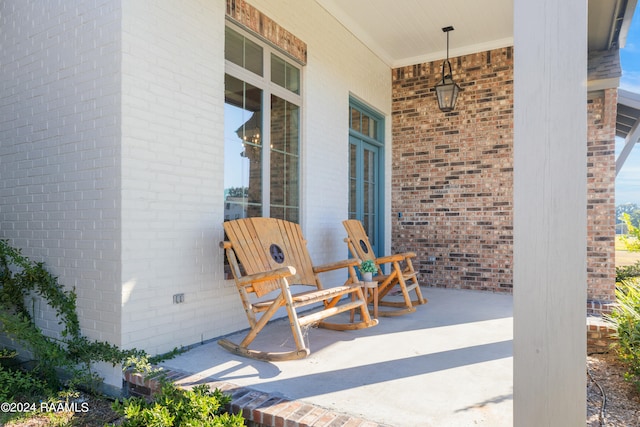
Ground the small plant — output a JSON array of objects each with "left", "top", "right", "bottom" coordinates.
[
  {"left": 0, "top": 361, "right": 48, "bottom": 402},
  {"left": 606, "top": 277, "right": 640, "bottom": 392},
  {"left": 359, "top": 260, "right": 377, "bottom": 274},
  {"left": 111, "top": 382, "right": 244, "bottom": 427}
]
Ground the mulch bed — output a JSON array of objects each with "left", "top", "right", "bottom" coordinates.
[{"left": 587, "top": 351, "right": 640, "bottom": 426}]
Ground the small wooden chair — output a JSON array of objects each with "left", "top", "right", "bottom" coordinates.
[
  {"left": 343, "top": 219, "right": 427, "bottom": 316},
  {"left": 220, "top": 217, "right": 378, "bottom": 361}
]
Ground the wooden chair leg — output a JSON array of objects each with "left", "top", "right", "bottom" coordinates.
[{"left": 281, "top": 280, "right": 308, "bottom": 354}]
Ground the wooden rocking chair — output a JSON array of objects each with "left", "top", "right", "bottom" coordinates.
[
  {"left": 343, "top": 219, "right": 427, "bottom": 316},
  {"left": 220, "top": 217, "right": 378, "bottom": 361}
]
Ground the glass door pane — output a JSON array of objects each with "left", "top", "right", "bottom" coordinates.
[
  {"left": 348, "top": 137, "right": 380, "bottom": 256},
  {"left": 363, "top": 143, "right": 377, "bottom": 248},
  {"left": 348, "top": 142, "right": 357, "bottom": 219}
]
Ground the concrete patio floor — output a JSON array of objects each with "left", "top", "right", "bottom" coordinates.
[{"left": 160, "top": 288, "right": 513, "bottom": 426}]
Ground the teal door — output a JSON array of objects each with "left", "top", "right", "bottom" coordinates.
[{"left": 348, "top": 101, "right": 384, "bottom": 257}]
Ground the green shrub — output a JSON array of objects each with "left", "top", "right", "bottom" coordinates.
[
  {"left": 607, "top": 278, "right": 640, "bottom": 391},
  {"left": 616, "top": 261, "right": 640, "bottom": 282},
  {"left": 0, "top": 239, "right": 144, "bottom": 392},
  {"left": 0, "top": 362, "right": 48, "bottom": 401},
  {"left": 111, "top": 382, "right": 244, "bottom": 427}
]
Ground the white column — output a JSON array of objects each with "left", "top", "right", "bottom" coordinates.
[{"left": 513, "top": 0, "right": 587, "bottom": 425}]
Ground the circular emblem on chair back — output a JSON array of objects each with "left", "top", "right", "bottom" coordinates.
[
  {"left": 270, "top": 244, "right": 285, "bottom": 263},
  {"left": 359, "top": 239, "right": 369, "bottom": 254}
]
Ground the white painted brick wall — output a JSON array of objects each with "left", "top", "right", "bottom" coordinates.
[
  {"left": 0, "top": 0, "right": 122, "bottom": 388},
  {"left": 120, "top": 0, "right": 230, "bottom": 354}
]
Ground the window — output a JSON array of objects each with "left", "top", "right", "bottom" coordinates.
[{"left": 224, "top": 26, "right": 302, "bottom": 223}]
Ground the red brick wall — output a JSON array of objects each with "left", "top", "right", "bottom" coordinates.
[
  {"left": 587, "top": 89, "right": 617, "bottom": 306},
  {"left": 391, "top": 47, "right": 616, "bottom": 306}
]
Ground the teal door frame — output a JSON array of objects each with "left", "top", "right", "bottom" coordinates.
[{"left": 348, "top": 97, "right": 385, "bottom": 258}]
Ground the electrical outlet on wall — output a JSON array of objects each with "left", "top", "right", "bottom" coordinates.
[{"left": 173, "top": 293, "right": 185, "bottom": 304}]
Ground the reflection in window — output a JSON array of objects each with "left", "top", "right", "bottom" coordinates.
[
  {"left": 224, "top": 74, "right": 263, "bottom": 220},
  {"left": 270, "top": 95, "right": 299, "bottom": 223}
]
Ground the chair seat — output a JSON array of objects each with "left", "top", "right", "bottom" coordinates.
[{"left": 252, "top": 285, "right": 354, "bottom": 310}]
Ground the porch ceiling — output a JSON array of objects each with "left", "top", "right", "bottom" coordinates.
[
  {"left": 617, "top": 89, "right": 640, "bottom": 139},
  {"left": 315, "top": 0, "right": 637, "bottom": 68},
  {"left": 616, "top": 89, "right": 640, "bottom": 175}
]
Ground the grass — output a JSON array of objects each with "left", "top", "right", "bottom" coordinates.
[{"left": 616, "top": 235, "right": 640, "bottom": 267}]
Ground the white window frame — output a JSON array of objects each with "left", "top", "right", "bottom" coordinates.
[{"left": 224, "top": 22, "right": 303, "bottom": 219}]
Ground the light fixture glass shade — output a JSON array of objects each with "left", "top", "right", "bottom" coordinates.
[{"left": 435, "top": 74, "right": 461, "bottom": 112}]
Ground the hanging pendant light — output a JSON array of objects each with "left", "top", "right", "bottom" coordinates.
[{"left": 435, "top": 26, "right": 461, "bottom": 112}]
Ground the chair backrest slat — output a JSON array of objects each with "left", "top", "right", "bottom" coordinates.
[
  {"left": 224, "top": 218, "right": 317, "bottom": 297},
  {"left": 343, "top": 219, "right": 376, "bottom": 262}
]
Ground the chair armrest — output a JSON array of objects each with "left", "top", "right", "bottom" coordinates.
[
  {"left": 313, "top": 258, "right": 360, "bottom": 274},
  {"left": 375, "top": 252, "right": 416, "bottom": 264},
  {"left": 236, "top": 266, "right": 296, "bottom": 287}
]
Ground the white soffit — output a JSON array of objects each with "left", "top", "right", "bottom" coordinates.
[
  {"left": 616, "top": 89, "right": 640, "bottom": 175},
  {"left": 617, "top": 89, "right": 640, "bottom": 139},
  {"left": 315, "top": 0, "right": 514, "bottom": 68},
  {"left": 315, "top": 0, "right": 634, "bottom": 68}
]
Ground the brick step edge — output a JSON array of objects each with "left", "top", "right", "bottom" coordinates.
[
  {"left": 587, "top": 316, "right": 617, "bottom": 355},
  {"left": 123, "top": 368, "right": 391, "bottom": 427}
]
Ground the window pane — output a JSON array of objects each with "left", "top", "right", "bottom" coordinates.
[
  {"left": 285, "top": 208, "right": 299, "bottom": 223},
  {"left": 349, "top": 143, "right": 357, "bottom": 219},
  {"left": 362, "top": 114, "right": 370, "bottom": 137},
  {"left": 271, "top": 95, "right": 299, "bottom": 155},
  {"left": 244, "top": 37, "right": 263, "bottom": 76},
  {"left": 225, "top": 27, "right": 263, "bottom": 76},
  {"left": 224, "top": 74, "right": 263, "bottom": 220},
  {"left": 350, "top": 108, "right": 361, "bottom": 133},
  {"left": 285, "top": 154, "right": 299, "bottom": 207},
  {"left": 271, "top": 55, "right": 300, "bottom": 94},
  {"left": 270, "top": 150, "right": 285, "bottom": 205},
  {"left": 285, "top": 62, "right": 300, "bottom": 94},
  {"left": 271, "top": 55, "right": 286, "bottom": 89},
  {"left": 363, "top": 148, "right": 376, "bottom": 245},
  {"left": 270, "top": 95, "right": 299, "bottom": 221},
  {"left": 225, "top": 27, "right": 244, "bottom": 68},
  {"left": 370, "top": 117, "right": 378, "bottom": 140}
]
